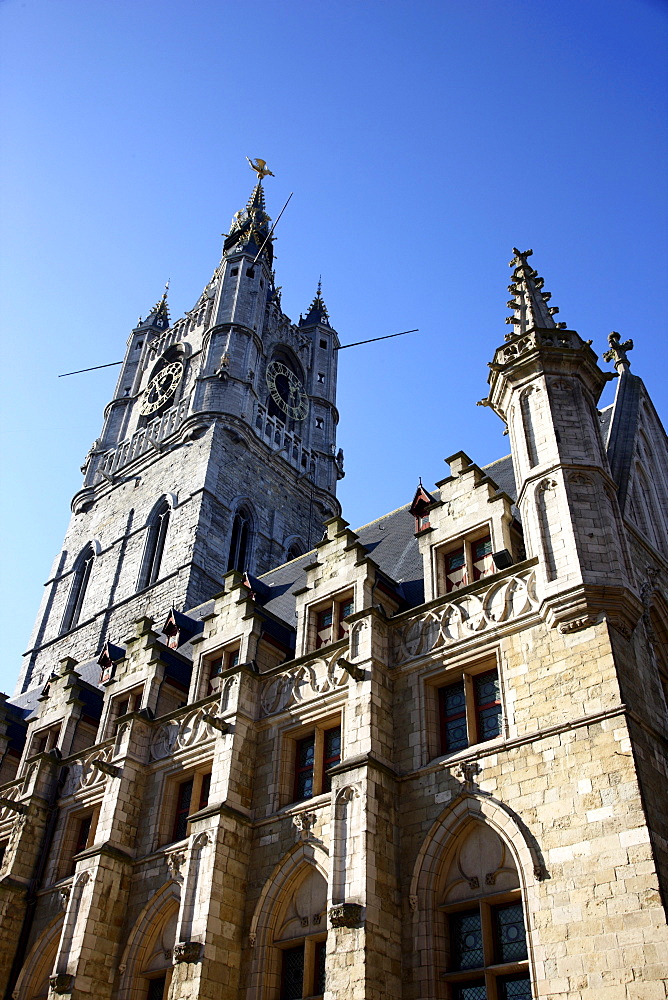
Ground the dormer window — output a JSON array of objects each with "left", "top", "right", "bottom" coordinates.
[
  {"left": 206, "top": 645, "right": 240, "bottom": 694},
  {"left": 311, "top": 593, "right": 354, "bottom": 649},
  {"left": 31, "top": 723, "right": 61, "bottom": 756},
  {"left": 440, "top": 531, "right": 494, "bottom": 594},
  {"left": 409, "top": 483, "right": 436, "bottom": 533}
]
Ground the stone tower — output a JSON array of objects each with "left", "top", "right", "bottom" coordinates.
[{"left": 16, "top": 169, "right": 343, "bottom": 697}]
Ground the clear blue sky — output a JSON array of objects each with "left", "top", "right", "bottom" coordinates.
[{"left": 1, "top": 0, "right": 666, "bottom": 695}]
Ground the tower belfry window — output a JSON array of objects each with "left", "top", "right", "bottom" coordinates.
[
  {"left": 140, "top": 501, "right": 171, "bottom": 589},
  {"left": 61, "top": 544, "right": 95, "bottom": 633},
  {"left": 228, "top": 507, "right": 251, "bottom": 573}
]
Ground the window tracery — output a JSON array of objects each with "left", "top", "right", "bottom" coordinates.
[{"left": 438, "top": 823, "right": 532, "bottom": 999}]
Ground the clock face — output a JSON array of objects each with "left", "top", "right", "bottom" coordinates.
[
  {"left": 140, "top": 360, "right": 184, "bottom": 416},
  {"left": 266, "top": 361, "right": 309, "bottom": 420}
]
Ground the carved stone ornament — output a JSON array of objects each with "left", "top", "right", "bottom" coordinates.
[
  {"left": 166, "top": 850, "right": 187, "bottom": 883},
  {"left": 150, "top": 702, "right": 227, "bottom": 761},
  {"left": 49, "top": 974, "right": 75, "bottom": 994},
  {"left": 61, "top": 745, "right": 116, "bottom": 797},
  {"left": 328, "top": 903, "right": 364, "bottom": 928},
  {"left": 453, "top": 761, "right": 481, "bottom": 789},
  {"left": 558, "top": 615, "right": 598, "bottom": 634},
  {"left": 408, "top": 895, "right": 418, "bottom": 913},
  {"left": 261, "top": 650, "right": 350, "bottom": 716},
  {"left": 393, "top": 568, "right": 538, "bottom": 665},
  {"left": 58, "top": 885, "right": 71, "bottom": 908},
  {"left": 293, "top": 812, "right": 317, "bottom": 841},
  {"left": 607, "top": 617, "right": 633, "bottom": 640},
  {"left": 173, "top": 941, "right": 203, "bottom": 964}
]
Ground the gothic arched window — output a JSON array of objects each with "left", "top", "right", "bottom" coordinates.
[
  {"left": 227, "top": 506, "right": 252, "bottom": 573},
  {"left": 61, "top": 544, "right": 95, "bottom": 633},
  {"left": 139, "top": 500, "right": 171, "bottom": 589},
  {"left": 439, "top": 823, "right": 532, "bottom": 999},
  {"left": 273, "top": 867, "right": 328, "bottom": 1000},
  {"left": 286, "top": 538, "right": 305, "bottom": 562}
]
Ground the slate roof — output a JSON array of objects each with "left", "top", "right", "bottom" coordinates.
[
  {"left": 7, "top": 456, "right": 518, "bottom": 718},
  {"left": 247, "top": 454, "right": 518, "bottom": 625}
]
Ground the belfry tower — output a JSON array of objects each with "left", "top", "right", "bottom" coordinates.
[{"left": 17, "top": 164, "right": 343, "bottom": 695}]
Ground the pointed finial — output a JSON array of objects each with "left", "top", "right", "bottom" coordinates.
[
  {"left": 603, "top": 331, "right": 633, "bottom": 372},
  {"left": 139, "top": 282, "right": 171, "bottom": 331},
  {"left": 246, "top": 157, "right": 275, "bottom": 183},
  {"left": 505, "top": 248, "right": 563, "bottom": 336},
  {"left": 299, "top": 278, "right": 330, "bottom": 327}
]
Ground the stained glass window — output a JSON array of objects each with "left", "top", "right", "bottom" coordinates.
[
  {"left": 453, "top": 981, "right": 487, "bottom": 1000},
  {"left": 295, "top": 735, "right": 315, "bottom": 800},
  {"left": 494, "top": 903, "right": 528, "bottom": 963},
  {"left": 172, "top": 778, "right": 193, "bottom": 842},
  {"left": 146, "top": 975, "right": 166, "bottom": 1000},
  {"left": 322, "top": 727, "right": 341, "bottom": 792},
  {"left": 445, "top": 546, "right": 467, "bottom": 592},
  {"left": 314, "top": 940, "right": 327, "bottom": 995},
  {"left": 281, "top": 945, "right": 304, "bottom": 1000},
  {"left": 439, "top": 681, "right": 468, "bottom": 752},
  {"left": 450, "top": 910, "right": 484, "bottom": 970},
  {"left": 475, "top": 670, "right": 502, "bottom": 741},
  {"left": 472, "top": 534, "right": 494, "bottom": 581},
  {"left": 498, "top": 974, "right": 532, "bottom": 999}
]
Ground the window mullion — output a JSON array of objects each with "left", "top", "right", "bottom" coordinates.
[
  {"left": 464, "top": 673, "right": 476, "bottom": 745},
  {"left": 313, "top": 727, "right": 325, "bottom": 796},
  {"left": 480, "top": 901, "right": 495, "bottom": 968},
  {"left": 303, "top": 938, "right": 316, "bottom": 998}
]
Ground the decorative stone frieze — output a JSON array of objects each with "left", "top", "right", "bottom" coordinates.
[
  {"left": 61, "top": 744, "right": 115, "bottom": 797},
  {"left": 150, "top": 702, "right": 226, "bottom": 760},
  {"left": 261, "top": 649, "right": 349, "bottom": 716},
  {"left": 393, "top": 567, "right": 538, "bottom": 664}
]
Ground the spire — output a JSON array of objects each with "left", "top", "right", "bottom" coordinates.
[
  {"left": 137, "top": 282, "right": 170, "bottom": 331},
  {"left": 505, "top": 248, "right": 566, "bottom": 339},
  {"left": 223, "top": 160, "right": 274, "bottom": 264},
  {"left": 299, "top": 277, "right": 330, "bottom": 327}
]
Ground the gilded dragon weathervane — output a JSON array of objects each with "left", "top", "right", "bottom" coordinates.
[{"left": 246, "top": 157, "right": 275, "bottom": 182}]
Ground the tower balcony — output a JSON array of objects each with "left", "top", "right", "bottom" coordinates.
[
  {"left": 94, "top": 398, "right": 191, "bottom": 480},
  {"left": 254, "top": 402, "right": 316, "bottom": 477}
]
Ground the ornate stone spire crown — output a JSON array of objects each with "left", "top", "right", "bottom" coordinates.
[
  {"left": 300, "top": 277, "right": 330, "bottom": 327},
  {"left": 137, "top": 282, "right": 170, "bottom": 331},
  {"left": 505, "top": 248, "right": 566, "bottom": 339}
]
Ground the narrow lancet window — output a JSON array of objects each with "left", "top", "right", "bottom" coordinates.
[
  {"left": 227, "top": 507, "right": 251, "bottom": 573},
  {"left": 61, "top": 544, "right": 95, "bottom": 633},
  {"left": 140, "top": 500, "right": 171, "bottom": 589}
]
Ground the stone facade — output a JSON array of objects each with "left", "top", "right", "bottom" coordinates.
[{"left": 0, "top": 221, "right": 667, "bottom": 1000}]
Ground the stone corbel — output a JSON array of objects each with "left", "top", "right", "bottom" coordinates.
[
  {"left": 452, "top": 761, "right": 481, "bottom": 791},
  {"left": 329, "top": 903, "right": 364, "bottom": 928},
  {"left": 49, "top": 973, "right": 75, "bottom": 994},
  {"left": 166, "top": 850, "right": 187, "bottom": 884},
  {"left": 173, "top": 941, "right": 203, "bottom": 964},
  {"left": 292, "top": 812, "right": 317, "bottom": 842}
]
